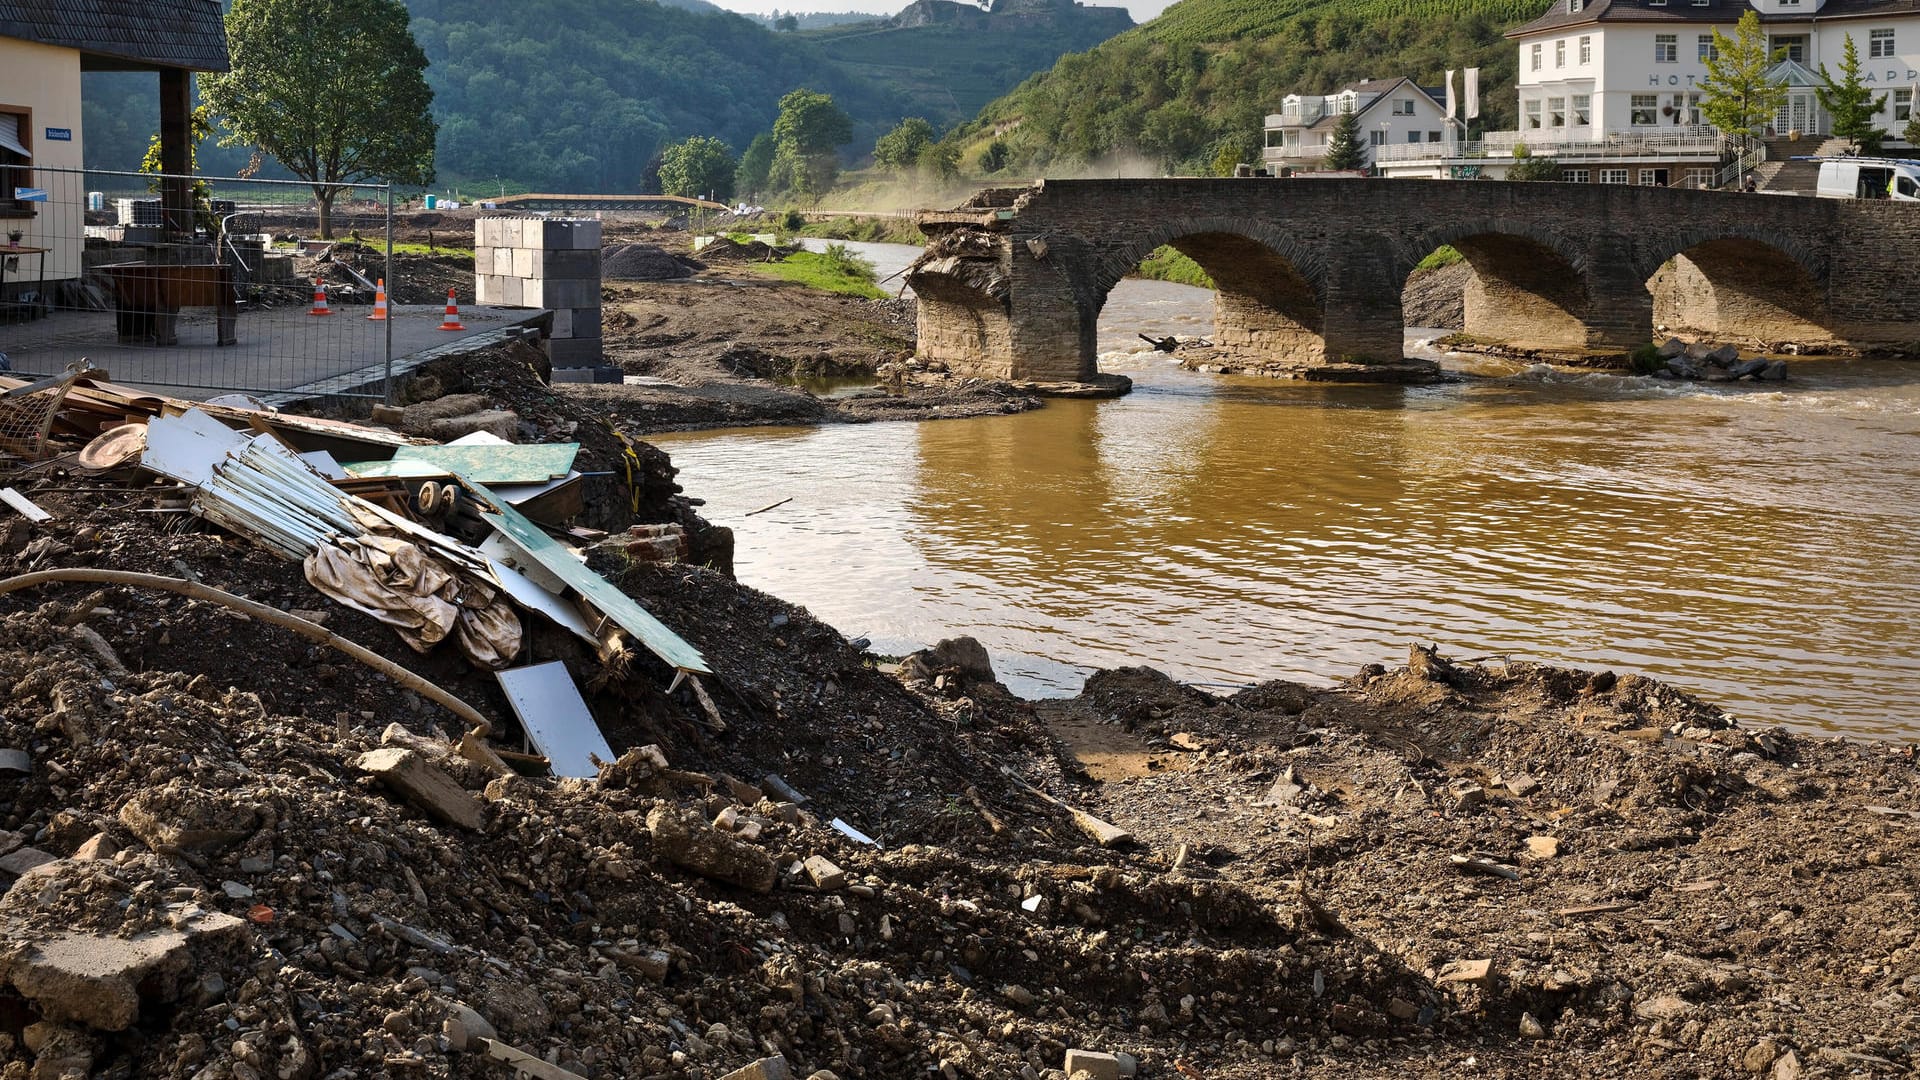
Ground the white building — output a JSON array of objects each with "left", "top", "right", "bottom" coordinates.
[
  {"left": 1376, "top": 0, "right": 1920, "bottom": 185},
  {"left": 1261, "top": 78, "right": 1459, "bottom": 173}
]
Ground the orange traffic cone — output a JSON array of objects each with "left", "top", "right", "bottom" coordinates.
[
  {"left": 366, "top": 278, "right": 388, "bottom": 321},
  {"left": 308, "top": 279, "right": 333, "bottom": 316},
  {"left": 438, "top": 288, "right": 466, "bottom": 331}
]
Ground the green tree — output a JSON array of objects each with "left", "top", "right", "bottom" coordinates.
[
  {"left": 873, "top": 117, "right": 936, "bottom": 172},
  {"left": 774, "top": 13, "right": 798, "bottom": 31},
  {"left": 202, "top": 0, "right": 435, "bottom": 238},
  {"left": 1701, "top": 9, "right": 1787, "bottom": 185},
  {"left": 658, "top": 135, "right": 736, "bottom": 202},
  {"left": 735, "top": 133, "right": 775, "bottom": 199},
  {"left": 1139, "top": 100, "right": 1207, "bottom": 172},
  {"left": 979, "top": 139, "right": 1010, "bottom": 173},
  {"left": 1816, "top": 34, "right": 1887, "bottom": 154},
  {"left": 771, "top": 89, "right": 853, "bottom": 197},
  {"left": 918, "top": 139, "right": 960, "bottom": 180},
  {"left": 140, "top": 102, "right": 215, "bottom": 218},
  {"left": 1507, "top": 155, "right": 1562, "bottom": 181},
  {"left": 1906, "top": 112, "right": 1920, "bottom": 149},
  {"left": 1322, "top": 108, "right": 1367, "bottom": 171}
]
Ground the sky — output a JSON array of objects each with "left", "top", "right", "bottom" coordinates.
[{"left": 709, "top": 0, "right": 1179, "bottom": 23}]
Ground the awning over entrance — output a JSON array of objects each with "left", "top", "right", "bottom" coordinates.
[{"left": 1768, "top": 59, "right": 1823, "bottom": 88}]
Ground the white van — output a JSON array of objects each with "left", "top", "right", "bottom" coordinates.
[{"left": 1812, "top": 157, "right": 1920, "bottom": 200}]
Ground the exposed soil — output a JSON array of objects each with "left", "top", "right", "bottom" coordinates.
[{"left": 1402, "top": 262, "right": 1468, "bottom": 330}]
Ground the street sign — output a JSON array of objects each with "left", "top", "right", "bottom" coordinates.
[
  {"left": 43, "top": 128, "right": 71, "bottom": 141},
  {"left": 12, "top": 188, "right": 46, "bottom": 202}
]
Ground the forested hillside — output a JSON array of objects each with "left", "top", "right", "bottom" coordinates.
[
  {"left": 950, "top": 0, "right": 1553, "bottom": 175},
  {"left": 78, "top": 0, "right": 1137, "bottom": 191},
  {"left": 807, "top": 0, "right": 1133, "bottom": 128}
]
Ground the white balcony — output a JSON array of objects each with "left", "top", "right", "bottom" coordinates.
[{"left": 1374, "top": 127, "right": 1727, "bottom": 164}]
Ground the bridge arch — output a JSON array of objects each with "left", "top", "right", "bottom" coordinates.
[
  {"left": 1639, "top": 229, "right": 1836, "bottom": 348},
  {"left": 1087, "top": 217, "right": 1329, "bottom": 366},
  {"left": 1402, "top": 222, "right": 1592, "bottom": 352}
]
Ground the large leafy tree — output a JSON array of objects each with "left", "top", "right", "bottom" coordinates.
[
  {"left": 1322, "top": 109, "right": 1367, "bottom": 171},
  {"left": 658, "top": 135, "right": 736, "bottom": 202},
  {"left": 772, "top": 89, "right": 852, "bottom": 198},
  {"left": 203, "top": 0, "right": 436, "bottom": 238},
  {"left": 735, "top": 133, "right": 775, "bottom": 200},
  {"left": 872, "top": 117, "right": 935, "bottom": 172},
  {"left": 1701, "top": 9, "right": 1787, "bottom": 183},
  {"left": 1816, "top": 34, "right": 1887, "bottom": 154}
]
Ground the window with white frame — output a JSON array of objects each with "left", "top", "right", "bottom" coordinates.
[
  {"left": 1871, "top": 29, "right": 1895, "bottom": 58},
  {"left": 1548, "top": 96, "right": 1566, "bottom": 126},
  {"left": 1570, "top": 0, "right": 1583, "bottom": 10},
  {"left": 1601, "top": 168, "right": 1629, "bottom": 183},
  {"left": 1686, "top": 91, "right": 1704, "bottom": 125},
  {"left": 1405, "top": 131, "right": 1420, "bottom": 143},
  {"left": 1556, "top": 39, "right": 1567, "bottom": 67},
  {"left": 1564, "top": 168, "right": 1591, "bottom": 182},
  {"left": 1579, "top": 35, "right": 1592, "bottom": 64},
  {"left": 1691, "top": 0, "right": 1708, "bottom": 6},
  {"left": 1631, "top": 94, "right": 1659, "bottom": 125},
  {"left": 1531, "top": 43, "right": 1543, "bottom": 71},
  {"left": 1685, "top": 168, "right": 1715, "bottom": 188},
  {"left": 1393, "top": 98, "right": 1415, "bottom": 115},
  {"left": 1771, "top": 34, "right": 1807, "bottom": 61},
  {"left": 1573, "top": 94, "right": 1591, "bottom": 125},
  {"left": 1524, "top": 99, "right": 1543, "bottom": 128},
  {"left": 1699, "top": 34, "right": 1718, "bottom": 61},
  {"left": 1369, "top": 130, "right": 1385, "bottom": 146},
  {"left": 1896, "top": 87, "right": 1914, "bottom": 122},
  {"left": 1639, "top": 168, "right": 1667, "bottom": 185},
  {"left": 1779, "top": 0, "right": 1801, "bottom": 7},
  {"left": 1655, "top": 34, "right": 1678, "bottom": 62},
  {"left": 1648, "top": 0, "right": 1666, "bottom": 6}
]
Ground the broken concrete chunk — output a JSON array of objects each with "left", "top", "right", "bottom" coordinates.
[
  {"left": 719, "top": 1055, "right": 794, "bottom": 1080},
  {"left": 1063, "top": 1049, "right": 1123, "bottom": 1080},
  {"left": 118, "top": 789, "right": 259, "bottom": 854},
  {"left": 355, "top": 748, "right": 485, "bottom": 830},
  {"left": 1526, "top": 836, "right": 1562, "bottom": 859},
  {"left": 1633, "top": 993, "right": 1693, "bottom": 1020},
  {"left": 646, "top": 806, "right": 775, "bottom": 893},
  {"left": 1, "top": 911, "right": 249, "bottom": 1031},
  {"left": 0, "top": 846, "right": 56, "bottom": 878},
  {"left": 804, "top": 855, "right": 847, "bottom": 890},
  {"left": 1168, "top": 732, "right": 1207, "bottom": 751},
  {"left": 1505, "top": 773, "right": 1540, "bottom": 797},
  {"left": 1070, "top": 809, "right": 1132, "bottom": 848},
  {"left": 71, "top": 834, "right": 119, "bottom": 862},
  {"left": 1438, "top": 958, "right": 1496, "bottom": 986},
  {"left": 441, "top": 999, "right": 497, "bottom": 1052},
  {"left": 427, "top": 409, "right": 521, "bottom": 444}
]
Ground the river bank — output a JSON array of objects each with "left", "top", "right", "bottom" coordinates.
[{"left": 0, "top": 423, "right": 1915, "bottom": 1077}]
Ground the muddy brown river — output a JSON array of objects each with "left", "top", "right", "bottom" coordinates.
[{"left": 657, "top": 243, "right": 1920, "bottom": 735}]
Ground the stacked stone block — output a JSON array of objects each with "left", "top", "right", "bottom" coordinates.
[{"left": 474, "top": 217, "right": 604, "bottom": 366}]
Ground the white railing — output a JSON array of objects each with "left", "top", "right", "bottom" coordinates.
[
  {"left": 1715, "top": 140, "right": 1767, "bottom": 188},
  {"left": 1376, "top": 127, "right": 1728, "bottom": 163}
]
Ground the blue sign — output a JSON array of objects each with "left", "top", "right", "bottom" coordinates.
[
  {"left": 43, "top": 127, "right": 71, "bottom": 142},
  {"left": 12, "top": 188, "right": 47, "bottom": 202}
]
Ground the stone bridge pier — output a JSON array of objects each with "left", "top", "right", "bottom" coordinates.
[{"left": 906, "top": 178, "right": 1920, "bottom": 382}]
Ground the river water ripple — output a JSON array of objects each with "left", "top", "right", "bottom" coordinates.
[{"left": 659, "top": 244, "right": 1920, "bottom": 735}]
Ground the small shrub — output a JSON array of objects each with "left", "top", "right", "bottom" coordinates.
[{"left": 1628, "top": 342, "right": 1665, "bottom": 373}]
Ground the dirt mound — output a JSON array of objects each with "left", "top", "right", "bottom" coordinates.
[
  {"left": 694, "top": 237, "right": 792, "bottom": 263},
  {"left": 603, "top": 244, "right": 703, "bottom": 282}
]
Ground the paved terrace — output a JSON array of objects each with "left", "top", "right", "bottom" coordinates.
[{"left": 0, "top": 304, "right": 549, "bottom": 403}]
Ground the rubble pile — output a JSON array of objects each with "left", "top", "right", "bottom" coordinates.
[{"left": 0, "top": 359, "right": 1916, "bottom": 1079}]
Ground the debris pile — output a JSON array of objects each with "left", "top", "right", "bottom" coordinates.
[
  {"left": 0, "top": 357, "right": 1916, "bottom": 1079},
  {"left": 602, "top": 244, "right": 703, "bottom": 282}
]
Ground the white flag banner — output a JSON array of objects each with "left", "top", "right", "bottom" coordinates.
[
  {"left": 1445, "top": 69, "right": 1457, "bottom": 120},
  {"left": 1465, "top": 67, "right": 1481, "bottom": 120}
]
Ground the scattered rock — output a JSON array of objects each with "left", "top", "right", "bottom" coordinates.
[
  {"left": 1, "top": 910, "right": 249, "bottom": 1030},
  {"left": 1633, "top": 994, "right": 1692, "bottom": 1021},
  {"left": 1526, "top": 836, "right": 1561, "bottom": 858},
  {"left": 1063, "top": 1048, "right": 1123, "bottom": 1080},
  {"left": 441, "top": 1000, "right": 496, "bottom": 1052},
  {"left": 646, "top": 805, "right": 776, "bottom": 892},
  {"left": 354, "top": 748, "right": 485, "bottom": 830},
  {"left": 719, "top": 1055, "right": 794, "bottom": 1080},
  {"left": 803, "top": 855, "right": 847, "bottom": 891}
]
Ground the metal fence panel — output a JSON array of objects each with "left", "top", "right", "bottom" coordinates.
[{"left": 0, "top": 164, "right": 394, "bottom": 401}]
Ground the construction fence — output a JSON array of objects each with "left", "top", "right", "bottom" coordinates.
[{"left": 0, "top": 165, "right": 398, "bottom": 401}]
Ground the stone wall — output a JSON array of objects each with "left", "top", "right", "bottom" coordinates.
[{"left": 910, "top": 178, "right": 1918, "bottom": 380}]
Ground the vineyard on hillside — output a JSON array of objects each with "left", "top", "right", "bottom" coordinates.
[{"left": 947, "top": 0, "right": 1554, "bottom": 179}]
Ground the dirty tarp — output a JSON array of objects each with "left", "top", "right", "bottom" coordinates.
[{"left": 303, "top": 535, "right": 521, "bottom": 669}]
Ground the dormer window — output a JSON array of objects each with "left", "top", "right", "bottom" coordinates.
[
  {"left": 1570, "top": 0, "right": 1584, "bottom": 10},
  {"left": 1648, "top": 0, "right": 1667, "bottom": 7}
]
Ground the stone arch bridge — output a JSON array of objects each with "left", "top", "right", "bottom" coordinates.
[{"left": 905, "top": 178, "right": 1920, "bottom": 381}]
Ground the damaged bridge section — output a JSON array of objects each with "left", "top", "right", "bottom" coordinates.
[{"left": 907, "top": 178, "right": 1920, "bottom": 381}]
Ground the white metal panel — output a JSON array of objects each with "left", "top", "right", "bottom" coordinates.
[{"left": 495, "top": 661, "right": 612, "bottom": 779}]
